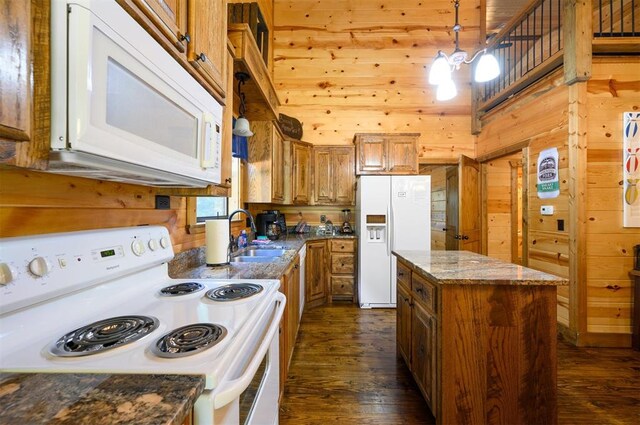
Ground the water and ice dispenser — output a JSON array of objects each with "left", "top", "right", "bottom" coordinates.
[{"left": 365, "top": 215, "right": 386, "bottom": 243}]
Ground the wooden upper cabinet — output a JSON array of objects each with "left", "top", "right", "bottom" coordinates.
[
  {"left": 187, "top": 0, "right": 227, "bottom": 98},
  {"left": 129, "top": 0, "right": 188, "bottom": 52},
  {"left": 0, "top": 0, "right": 31, "bottom": 143},
  {"left": 291, "top": 141, "right": 312, "bottom": 205},
  {"left": 312, "top": 146, "right": 355, "bottom": 206},
  {"left": 246, "top": 120, "right": 285, "bottom": 203},
  {"left": 356, "top": 134, "right": 386, "bottom": 173},
  {"left": 354, "top": 133, "right": 419, "bottom": 175}
]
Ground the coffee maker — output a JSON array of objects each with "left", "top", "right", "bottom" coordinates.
[{"left": 256, "top": 210, "right": 287, "bottom": 239}]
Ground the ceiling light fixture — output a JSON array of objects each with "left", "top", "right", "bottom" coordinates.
[
  {"left": 428, "top": 0, "right": 500, "bottom": 100},
  {"left": 232, "top": 72, "right": 253, "bottom": 137}
]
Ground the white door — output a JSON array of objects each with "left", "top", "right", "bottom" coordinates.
[{"left": 358, "top": 176, "right": 393, "bottom": 307}]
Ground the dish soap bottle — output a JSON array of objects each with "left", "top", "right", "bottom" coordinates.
[{"left": 237, "top": 230, "right": 248, "bottom": 248}]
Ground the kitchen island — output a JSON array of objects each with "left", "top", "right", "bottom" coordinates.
[{"left": 393, "top": 250, "right": 568, "bottom": 425}]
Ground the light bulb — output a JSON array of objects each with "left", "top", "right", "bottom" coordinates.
[
  {"left": 428, "top": 53, "right": 451, "bottom": 86},
  {"left": 474, "top": 52, "right": 500, "bottom": 83},
  {"left": 436, "top": 79, "right": 457, "bottom": 101},
  {"left": 233, "top": 117, "right": 253, "bottom": 137}
]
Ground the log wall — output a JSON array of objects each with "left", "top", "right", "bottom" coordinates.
[{"left": 272, "top": 0, "right": 478, "bottom": 159}]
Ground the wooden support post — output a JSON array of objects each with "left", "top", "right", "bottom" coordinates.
[
  {"left": 568, "top": 82, "right": 588, "bottom": 343},
  {"left": 564, "top": 0, "right": 593, "bottom": 84}
]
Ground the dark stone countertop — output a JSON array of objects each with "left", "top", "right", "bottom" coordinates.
[
  {"left": 171, "top": 233, "right": 357, "bottom": 280},
  {"left": 0, "top": 373, "right": 204, "bottom": 425},
  {"left": 393, "top": 250, "right": 568, "bottom": 286}
]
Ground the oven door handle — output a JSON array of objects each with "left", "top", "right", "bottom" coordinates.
[{"left": 213, "top": 292, "right": 286, "bottom": 409}]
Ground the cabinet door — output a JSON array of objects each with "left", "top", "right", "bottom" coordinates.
[
  {"left": 0, "top": 0, "right": 31, "bottom": 142},
  {"left": 412, "top": 302, "right": 437, "bottom": 414},
  {"left": 356, "top": 134, "right": 386, "bottom": 174},
  {"left": 306, "top": 241, "right": 327, "bottom": 303},
  {"left": 332, "top": 147, "right": 355, "bottom": 205},
  {"left": 313, "top": 148, "right": 333, "bottom": 204},
  {"left": 292, "top": 143, "right": 311, "bottom": 205},
  {"left": 287, "top": 257, "right": 301, "bottom": 356},
  {"left": 187, "top": 0, "right": 226, "bottom": 98},
  {"left": 397, "top": 282, "right": 412, "bottom": 366},
  {"left": 387, "top": 135, "right": 418, "bottom": 174},
  {"left": 130, "top": 0, "right": 188, "bottom": 53},
  {"left": 271, "top": 127, "right": 285, "bottom": 202}
]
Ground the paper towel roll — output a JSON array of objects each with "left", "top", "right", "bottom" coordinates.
[{"left": 206, "top": 219, "right": 230, "bottom": 265}]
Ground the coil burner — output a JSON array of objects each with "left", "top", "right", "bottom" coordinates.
[
  {"left": 159, "top": 282, "right": 205, "bottom": 297},
  {"left": 50, "top": 315, "right": 159, "bottom": 357},
  {"left": 205, "top": 283, "right": 264, "bottom": 301},
  {"left": 152, "top": 323, "right": 227, "bottom": 358}
]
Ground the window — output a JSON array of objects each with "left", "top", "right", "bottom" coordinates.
[{"left": 196, "top": 197, "right": 228, "bottom": 222}]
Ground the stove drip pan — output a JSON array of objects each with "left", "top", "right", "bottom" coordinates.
[
  {"left": 50, "top": 315, "right": 159, "bottom": 357},
  {"left": 205, "top": 283, "right": 264, "bottom": 301},
  {"left": 159, "top": 282, "right": 205, "bottom": 296},
  {"left": 152, "top": 323, "right": 227, "bottom": 358}
]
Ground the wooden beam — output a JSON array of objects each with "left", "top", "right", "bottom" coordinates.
[
  {"left": 564, "top": 0, "right": 592, "bottom": 84},
  {"left": 568, "top": 82, "right": 588, "bottom": 340}
]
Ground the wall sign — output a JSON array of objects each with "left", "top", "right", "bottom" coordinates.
[
  {"left": 624, "top": 112, "right": 640, "bottom": 228},
  {"left": 537, "top": 147, "right": 560, "bottom": 199},
  {"left": 278, "top": 113, "right": 303, "bottom": 140}
]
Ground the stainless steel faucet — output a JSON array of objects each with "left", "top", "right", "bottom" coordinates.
[{"left": 228, "top": 209, "right": 257, "bottom": 260}]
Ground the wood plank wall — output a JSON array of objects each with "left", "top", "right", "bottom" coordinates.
[
  {"left": 585, "top": 57, "right": 640, "bottom": 335},
  {"left": 485, "top": 154, "right": 517, "bottom": 262},
  {"left": 419, "top": 164, "right": 447, "bottom": 250},
  {"left": 478, "top": 69, "right": 571, "bottom": 329},
  {"left": 272, "top": 0, "right": 478, "bottom": 159}
]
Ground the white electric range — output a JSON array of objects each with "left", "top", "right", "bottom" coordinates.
[{"left": 0, "top": 226, "right": 284, "bottom": 425}]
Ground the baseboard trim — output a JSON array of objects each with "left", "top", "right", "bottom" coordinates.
[{"left": 557, "top": 323, "right": 632, "bottom": 348}]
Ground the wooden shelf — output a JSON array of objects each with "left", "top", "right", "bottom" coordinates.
[{"left": 228, "top": 24, "right": 280, "bottom": 121}]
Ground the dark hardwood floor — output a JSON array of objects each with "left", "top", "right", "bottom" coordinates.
[{"left": 279, "top": 304, "right": 640, "bottom": 425}]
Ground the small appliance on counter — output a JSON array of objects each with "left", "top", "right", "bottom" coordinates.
[
  {"left": 256, "top": 210, "right": 286, "bottom": 240},
  {"left": 341, "top": 209, "right": 353, "bottom": 234}
]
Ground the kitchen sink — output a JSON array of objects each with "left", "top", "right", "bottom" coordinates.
[
  {"left": 242, "top": 249, "right": 288, "bottom": 257},
  {"left": 230, "top": 256, "right": 277, "bottom": 263}
]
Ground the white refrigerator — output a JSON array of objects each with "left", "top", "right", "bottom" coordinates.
[{"left": 356, "top": 175, "right": 431, "bottom": 308}]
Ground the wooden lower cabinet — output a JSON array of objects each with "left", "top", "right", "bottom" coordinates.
[
  {"left": 411, "top": 300, "right": 437, "bottom": 415},
  {"left": 396, "top": 258, "right": 558, "bottom": 424},
  {"left": 279, "top": 254, "right": 301, "bottom": 401},
  {"left": 329, "top": 239, "right": 357, "bottom": 303},
  {"left": 305, "top": 240, "right": 328, "bottom": 308},
  {"left": 396, "top": 280, "right": 412, "bottom": 366}
]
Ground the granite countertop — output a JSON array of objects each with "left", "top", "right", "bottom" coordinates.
[
  {"left": 393, "top": 250, "right": 568, "bottom": 286},
  {"left": 171, "top": 233, "right": 357, "bottom": 280},
  {"left": 0, "top": 373, "right": 204, "bottom": 425}
]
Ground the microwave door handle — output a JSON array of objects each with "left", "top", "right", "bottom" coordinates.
[
  {"left": 212, "top": 293, "right": 286, "bottom": 409},
  {"left": 200, "top": 112, "right": 219, "bottom": 169}
]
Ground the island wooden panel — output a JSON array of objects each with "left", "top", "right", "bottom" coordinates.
[{"left": 273, "top": 0, "right": 477, "bottom": 159}]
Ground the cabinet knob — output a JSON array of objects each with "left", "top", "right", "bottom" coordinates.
[
  {"left": 442, "top": 228, "right": 447, "bottom": 231},
  {"left": 398, "top": 271, "right": 404, "bottom": 276},
  {"left": 454, "top": 235, "right": 460, "bottom": 240},
  {"left": 416, "top": 287, "right": 423, "bottom": 293},
  {"left": 197, "top": 53, "right": 207, "bottom": 62},
  {"left": 180, "top": 33, "right": 191, "bottom": 43},
  {"left": 225, "top": 177, "right": 232, "bottom": 184},
  {"left": 462, "top": 235, "right": 469, "bottom": 240}
]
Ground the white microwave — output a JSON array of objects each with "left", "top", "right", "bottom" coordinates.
[{"left": 49, "top": 0, "right": 223, "bottom": 187}]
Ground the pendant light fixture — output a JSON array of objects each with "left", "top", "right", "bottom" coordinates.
[
  {"left": 428, "top": 0, "right": 500, "bottom": 100},
  {"left": 232, "top": 72, "right": 253, "bottom": 137}
]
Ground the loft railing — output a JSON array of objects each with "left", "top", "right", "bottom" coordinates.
[
  {"left": 474, "top": 0, "right": 639, "bottom": 115},
  {"left": 476, "top": 0, "right": 564, "bottom": 112},
  {"left": 595, "top": 0, "right": 638, "bottom": 37}
]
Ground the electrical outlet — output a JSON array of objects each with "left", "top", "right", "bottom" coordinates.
[
  {"left": 557, "top": 219, "right": 565, "bottom": 231},
  {"left": 155, "top": 195, "right": 170, "bottom": 210},
  {"left": 320, "top": 214, "right": 326, "bottom": 223}
]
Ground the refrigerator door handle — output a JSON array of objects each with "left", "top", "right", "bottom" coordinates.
[{"left": 387, "top": 204, "right": 391, "bottom": 256}]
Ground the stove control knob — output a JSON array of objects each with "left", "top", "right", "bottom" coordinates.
[
  {"left": 0, "top": 263, "right": 16, "bottom": 285},
  {"left": 28, "top": 257, "right": 51, "bottom": 277},
  {"left": 159, "top": 236, "right": 170, "bottom": 249},
  {"left": 148, "top": 239, "right": 158, "bottom": 251},
  {"left": 131, "top": 240, "right": 146, "bottom": 256}
]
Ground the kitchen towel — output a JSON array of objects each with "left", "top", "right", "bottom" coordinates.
[{"left": 206, "top": 219, "right": 230, "bottom": 265}]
